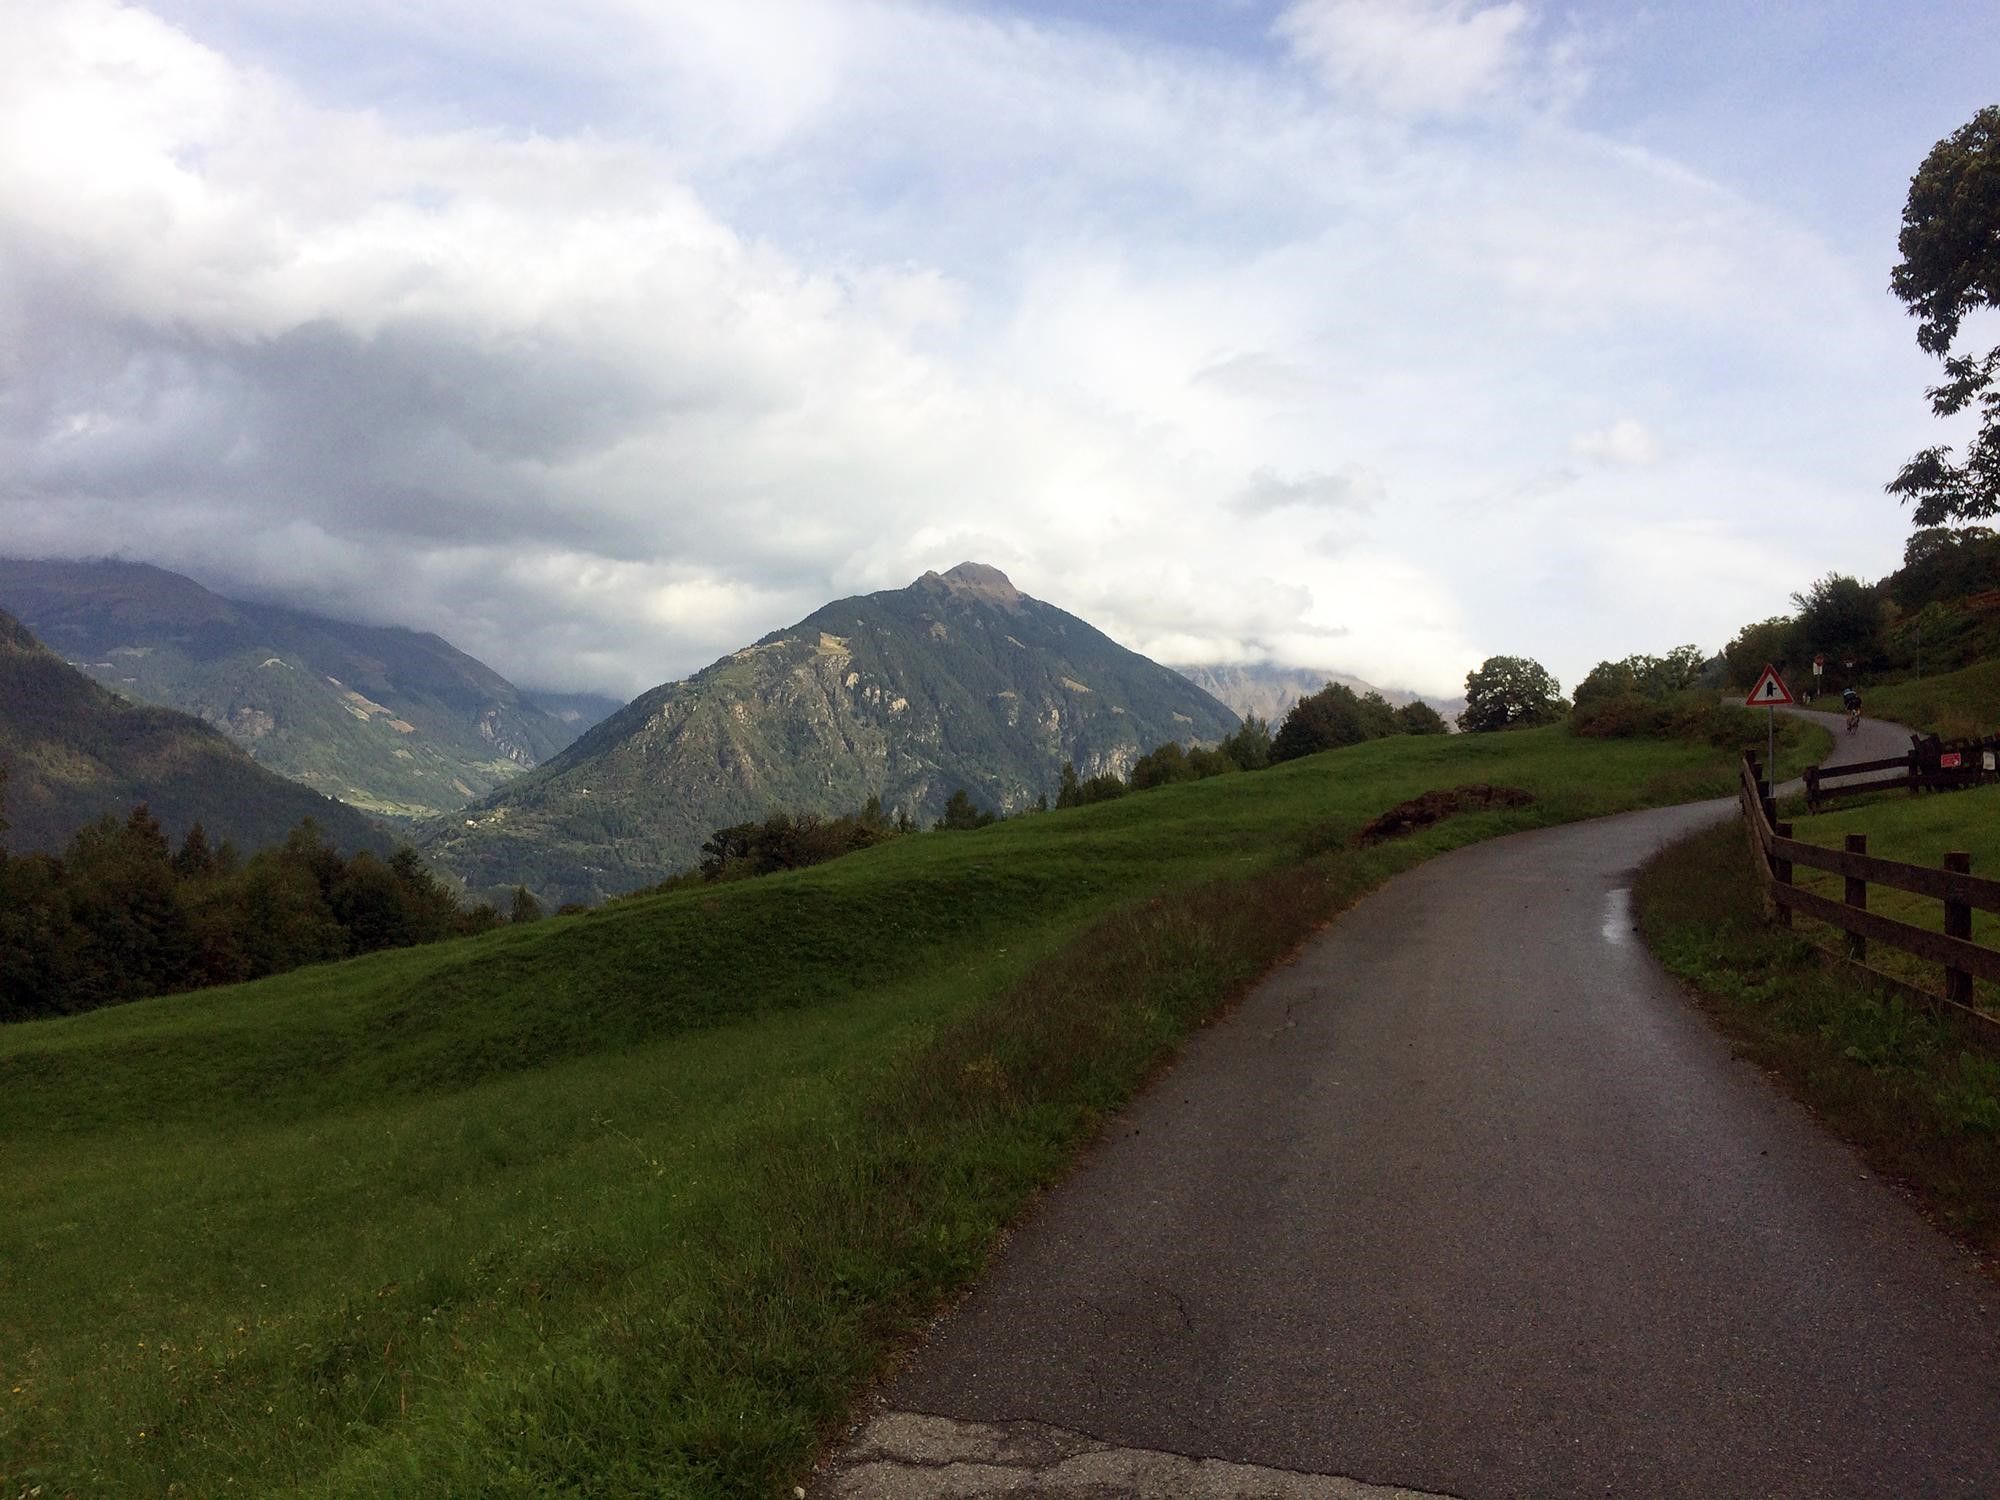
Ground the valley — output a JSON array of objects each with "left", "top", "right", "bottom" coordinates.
[{"left": 0, "top": 559, "right": 616, "bottom": 822}]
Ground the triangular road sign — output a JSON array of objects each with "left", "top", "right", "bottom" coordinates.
[{"left": 1745, "top": 664, "right": 1793, "bottom": 707}]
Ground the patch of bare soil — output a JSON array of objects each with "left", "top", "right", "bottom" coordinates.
[{"left": 1355, "top": 784, "right": 1534, "bottom": 846}]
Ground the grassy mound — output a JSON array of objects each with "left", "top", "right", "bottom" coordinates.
[
  {"left": 1, "top": 723, "right": 1821, "bottom": 1498},
  {"left": 1866, "top": 657, "right": 2000, "bottom": 739}
]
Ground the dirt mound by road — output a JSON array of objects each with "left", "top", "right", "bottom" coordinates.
[{"left": 1356, "top": 784, "right": 1534, "bottom": 846}]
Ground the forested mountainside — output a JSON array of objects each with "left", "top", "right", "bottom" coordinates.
[
  {"left": 0, "top": 607, "right": 389, "bottom": 858},
  {"left": 0, "top": 558, "right": 590, "bottom": 820}
]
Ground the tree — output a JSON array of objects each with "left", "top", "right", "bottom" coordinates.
[
  {"left": 1392, "top": 700, "right": 1449, "bottom": 735},
  {"left": 1574, "top": 646, "right": 1705, "bottom": 708},
  {"left": 938, "top": 788, "right": 995, "bottom": 830},
  {"left": 1790, "top": 573, "right": 1882, "bottom": 671},
  {"left": 509, "top": 886, "right": 543, "bottom": 924},
  {"left": 1722, "top": 617, "right": 1798, "bottom": 689},
  {"left": 1222, "top": 714, "right": 1272, "bottom": 770},
  {"left": 1457, "top": 656, "right": 1563, "bottom": 733},
  {"left": 1056, "top": 762, "right": 1083, "bottom": 808},
  {"left": 1129, "top": 741, "right": 1194, "bottom": 790},
  {"left": 1270, "top": 682, "right": 1395, "bottom": 763},
  {"left": 1887, "top": 106, "right": 2000, "bottom": 525}
]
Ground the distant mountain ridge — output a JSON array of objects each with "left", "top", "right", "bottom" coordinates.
[
  {"left": 1175, "top": 662, "right": 1463, "bottom": 728},
  {"left": 423, "top": 563, "right": 1240, "bottom": 905},
  {"left": 0, "top": 607, "right": 389, "bottom": 858},
  {"left": 0, "top": 558, "right": 614, "bottom": 820}
]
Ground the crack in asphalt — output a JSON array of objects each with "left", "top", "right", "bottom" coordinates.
[{"left": 817, "top": 1410, "right": 1461, "bottom": 1498}]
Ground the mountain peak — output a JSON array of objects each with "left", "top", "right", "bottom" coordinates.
[{"left": 921, "top": 561, "right": 1022, "bottom": 607}]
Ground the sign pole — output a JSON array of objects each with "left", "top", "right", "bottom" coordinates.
[{"left": 1744, "top": 664, "right": 1794, "bottom": 787}]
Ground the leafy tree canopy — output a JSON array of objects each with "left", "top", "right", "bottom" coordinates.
[
  {"left": 1392, "top": 700, "right": 1450, "bottom": 736},
  {"left": 1574, "top": 646, "right": 1705, "bottom": 707},
  {"left": 1888, "top": 105, "right": 2000, "bottom": 525},
  {"left": 1270, "top": 682, "right": 1398, "bottom": 763},
  {"left": 1789, "top": 573, "right": 1882, "bottom": 668},
  {"left": 1722, "top": 617, "right": 1798, "bottom": 689},
  {"left": 1458, "top": 657, "right": 1564, "bottom": 733}
]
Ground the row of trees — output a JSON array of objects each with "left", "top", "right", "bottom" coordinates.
[
  {"left": 1719, "top": 529, "right": 2000, "bottom": 693},
  {"left": 1054, "top": 682, "right": 1452, "bottom": 811},
  {"left": 0, "top": 781, "right": 523, "bottom": 1023}
]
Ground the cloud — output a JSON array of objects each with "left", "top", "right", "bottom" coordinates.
[
  {"left": 0, "top": 0, "right": 1929, "bottom": 707},
  {"left": 1273, "top": 0, "right": 1565, "bottom": 119},
  {"left": 1233, "top": 466, "right": 1383, "bottom": 516},
  {"left": 1571, "top": 418, "right": 1663, "bottom": 468}
]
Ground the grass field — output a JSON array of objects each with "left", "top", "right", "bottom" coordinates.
[
  {"left": 1636, "top": 792, "right": 2000, "bottom": 1273},
  {"left": 1, "top": 720, "right": 1825, "bottom": 1498},
  {"left": 1866, "top": 657, "right": 2000, "bottom": 739},
  {"left": 1785, "top": 784, "right": 2000, "bottom": 1011}
]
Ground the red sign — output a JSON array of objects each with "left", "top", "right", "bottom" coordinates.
[
  {"left": 1940, "top": 752, "right": 1963, "bottom": 769},
  {"left": 1745, "top": 665, "right": 1794, "bottom": 707}
]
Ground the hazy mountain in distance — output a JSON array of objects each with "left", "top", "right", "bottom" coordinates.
[
  {"left": 424, "top": 563, "right": 1239, "bottom": 906},
  {"left": 524, "top": 691, "right": 627, "bottom": 736},
  {"left": 0, "top": 558, "right": 602, "bottom": 821},
  {"left": 1175, "top": 662, "right": 1464, "bottom": 728},
  {"left": 0, "top": 607, "right": 390, "bottom": 858}
]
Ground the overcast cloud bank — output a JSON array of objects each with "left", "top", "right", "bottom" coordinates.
[{"left": 0, "top": 0, "right": 1983, "bottom": 699}]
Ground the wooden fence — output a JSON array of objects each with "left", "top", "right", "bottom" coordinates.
[
  {"left": 1739, "top": 751, "right": 2000, "bottom": 1049},
  {"left": 1803, "top": 735, "right": 2000, "bottom": 810}
]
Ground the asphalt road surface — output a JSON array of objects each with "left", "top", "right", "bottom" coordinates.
[
  {"left": 1776, "top": 703, "right": 1916, "bottom": 790},
  {"left": 817, "top": 717, "right": 2000, "bottom": 1499}
]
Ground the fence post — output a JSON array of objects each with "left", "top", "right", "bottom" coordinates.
[
  {"left": 1844, "top": 833, "right": 1868, "bottom": 960},
  {"left": 1945, "top": 851, "right": 1973, "bottom": 1005},
  {"left": 1804, "top": 765, "right": 1820, "bottom": 811},
  {"left": 1773, "top": 821, "right": 1793, "bottom": 928},
  {"left": 1908, "top": 746, "right": 1920, "bottom": 796}
]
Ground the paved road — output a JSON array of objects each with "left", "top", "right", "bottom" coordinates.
[
  {"left": 1776, "top": 704, "right": 1916, "bottom": 791},
  {"left": 817, "top": 724, "right": 2000, "bottom": 1499}
]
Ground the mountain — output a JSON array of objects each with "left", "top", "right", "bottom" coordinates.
[
  {"left": 1175, "top": 662, "right": 1465, "bottom": 728},
  {"left": 0, "top": 607, "right": 390, "bottom": 858},
  {"left": 524, "top": 691, "right": 627, "bottom": 736},
  {"left": 423, "top": 563, "right": 1240, "bottom": 905},
  {"left": 0, "top": 558, "right": 594, "bottom": 820}
]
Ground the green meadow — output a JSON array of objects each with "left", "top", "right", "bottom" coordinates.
[
  {"left": 1866, "top": 656, "right": 2000, "bottom": 739},
  {"left": 2, "top": 722, "right": 1824, "bottom": 1499},
  {"left": 1787, "top": 783, "right": 2000, "bottom": 1010}
]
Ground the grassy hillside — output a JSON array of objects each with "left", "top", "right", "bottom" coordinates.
[
  {"left": 1865, "top": 657, "right": 2000, "bottom": 739},
  {"left": 1784, "top": 784, "right": 2000, "bottom": 1009},
  {"left": 1, "top": 721, "right": 1821, "bottom": 1498},
  {"left": 0, "top": 609, "right": 389, "bottom": 859}
]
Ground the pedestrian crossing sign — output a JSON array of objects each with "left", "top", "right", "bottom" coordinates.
[{"left": 1744, "top": 665, "right": 1793, "bottom": 707}]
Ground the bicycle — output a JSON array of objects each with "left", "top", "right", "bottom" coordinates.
[{"left": 1846, "top": 706, "right": 1862, "bottom": 734}]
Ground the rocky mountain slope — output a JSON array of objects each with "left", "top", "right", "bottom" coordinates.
[
  {"left": 1175, "top": 662, "right": 1463, "bottom": 728},
  {"left": 0, "top": 608, "right": 390, "bottom": 857},
  {"left": 0, "top": 559, "right": 603, "bottom": 820},
  {"left": 423, "top": 564, "right": 1239, "bottom": 905}
]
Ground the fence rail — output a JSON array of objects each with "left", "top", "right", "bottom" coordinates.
[
  {"left": 1739, "top": 751, "right": 2000, "bottom": 1048},
  {"left": 1804, "top": 735, "right": 1999, "bottom": 809}
]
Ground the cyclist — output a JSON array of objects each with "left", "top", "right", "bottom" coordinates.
[{"left": 1841, "top": 686, "right": 1862, "bottom": 734}]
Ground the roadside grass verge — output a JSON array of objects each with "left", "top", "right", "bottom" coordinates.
[
  {"left": 4, "top": 722, "right": 1818, "bottom": 1498},
  {"left": 1634, "top": 819, "right": 2000, "bottom": 1269},
  {"left": 1866, "top": 658, "right": 2000, "bottom": 740}
]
